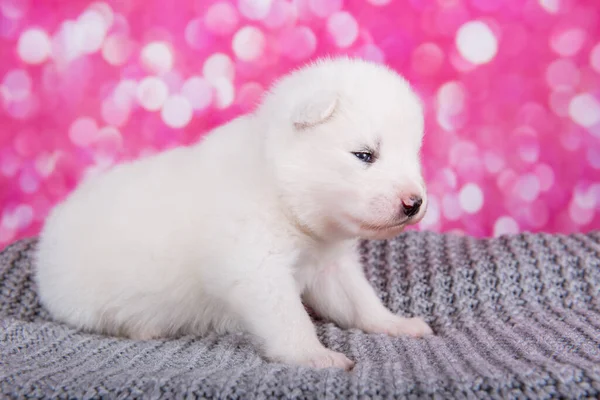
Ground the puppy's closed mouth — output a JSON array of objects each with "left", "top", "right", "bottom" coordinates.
[
  {"left": 352, "top": 218, "right": 408, "bottom": 232},
  {"left": 362, "top": 222, "right": 405, "bottom": 232}
]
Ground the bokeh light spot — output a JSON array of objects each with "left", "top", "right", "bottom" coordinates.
[
  {"left": 412, "top": 43, "right": 444, "bottom": 76},
  {"left": 181, "top": 76, "right": 213, "bottom": 111},
  {"left": 442, "top": 194, "right": 462, "bottom": 221},
  {"left": 459, "top": 183, "right": 484, "bottom": 214},
  {"left": 77, "top": 8, "right": 110, "bottom": 54},
  {"left": 436, "top": 81, "right": 466, "bottom": 131},
  {"left": 1, "top": 0, "right": 30, "bottom": 20},
  {"left": 93, "top": 126, "right": 123, "bottom": 164},
  {"left": 89, "top": 2, "right": 114, "bottom": 27},
  {"left": 140, "top": 41, "right": 173, "bottom": 75},
  {"left": 573, "top": 186, "right": 596, "bottom": 210},
  {"left": 17, "top": 28, "right": 51, "bottom": 64},
  {"left": 101, "top": 97, "right": 130, "bottom": 127},
  {"left": 263, "top": 0, "right": 296, "bottom": 29},
  {"left": 493, "top": 216, "right": 519, "bottom": 237},
  {"left": 161, "top": 95, "right": 193, "bottom": 129},
  {"left": 538, "top": 0, "right": 560, "bottom": 14},
  {"left": 136, "top": 77, "right": 168, "bottom": 111},
  {"left": 356, "top": 44, "right": 385, "bottom": 64},
  {"left": 550, "top": 27, "right": 586, "bottom": 57},
  {"left": 203, "top": 53, "right": 235, "bottom": 84},
  {"left": 588, "top": 148, "right": 600, "bottom": 168},
  {"left": 51, "top": 20, "right": 86, "bottom": 65},
  {"left": 569, "top": 93, "right": 600, "bottom": 128},
  {"left": 456, "top": 20, "right": 498, "bottom": 65},
  {"left": 113, "top": 79, "right": 138, "bottom": 109},
  {"left": 569, "top": 199, "right": 595, "bottom": 225},
  {"left": 367, "top": 0, "right": 392, "bottom": 6},
  {"left": 212, "top": 78, "right": 235, "bottom": 109},
  {"left": 34, "top": 152, "right": 58, "bottom": 178},
  {"left": 591, "top": 43, "right": 600, "bottom": 74},
  {"left": 309, "top": 0, "right": 342, "bottom": 18},
  {"left": 102, "top": 33, "right": 134, "bottom": 66},
  {"left": 437, "top": 81, "right": 466, "bottom": 115},
  {"left": 2, "top": 69, "right": 32, "bottom": 101},
  {"left": 439, "top": 168, "right": 458, "bottom": 189},
  {"left": 514, "top": 174, "right": 541, "bottom": 202},
  {"left": 238, "top": 0, "right": 273, "bottom": 20},
  {"left": 2, "top": 204, "right": 34, "bottom": 232},
  {"left": 18, "top": 169, "right": 39, "bottom": 194},
  {"left": 0, "top": 150, "right": 20, "bottom": 177},
  {"left": 483, "top": 152, "right": 505, "bottom": 174},
  {"left": 233, "top": 26, "right": 266, "bottom": 61},
  {"left": 327, "top": 11, "right": 358, "bottom": 49},
  {"left": 205, "top": 2, "right": 239, "bottom": 36},
  {"left": 69, "top": 117, "right": 99, "bottom": 147},
  {"left": 534, "top": 164, "right": 555, "bottom": 191},
  {"left": 514, "top": 126, "right": 540, "bottom": 164}
]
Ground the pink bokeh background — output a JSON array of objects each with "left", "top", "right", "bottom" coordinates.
[{"left": 1, "top": 0, "right": 600, "bottom": 249}]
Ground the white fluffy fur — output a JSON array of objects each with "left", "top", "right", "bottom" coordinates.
[{"left": 35, "top": 57, "right": 432, "bottom": 370}]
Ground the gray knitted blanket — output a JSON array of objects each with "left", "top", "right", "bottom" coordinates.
[{"left": 1, "top": 231, "right": 600, "bottom": 399}]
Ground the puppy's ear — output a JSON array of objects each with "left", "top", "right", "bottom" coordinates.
[{"left": 291, "top": 92, "right": 338, "bottom": 130}]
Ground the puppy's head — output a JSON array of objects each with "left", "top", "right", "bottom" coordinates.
[{"left": 259, "top": 57, "right": 426, "bottom": 241}]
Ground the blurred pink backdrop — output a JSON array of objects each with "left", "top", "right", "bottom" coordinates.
[{"left": 1, "top": 0, "right": 599, "bottom": 249}]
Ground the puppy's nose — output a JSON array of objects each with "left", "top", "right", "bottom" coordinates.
[{"left": 402, "top": 195, "right": 422, "bottom": 218}]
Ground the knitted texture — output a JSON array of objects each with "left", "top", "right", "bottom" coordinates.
[{"left": 1, "top": 231, "right": 600, "bottom": 399}]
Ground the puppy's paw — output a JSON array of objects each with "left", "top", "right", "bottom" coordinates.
[
  {"left": 273, "top": 348, "right": 354, "bottom": 370},
  {"left": 299, "top": 348, "right": 355, "bottom": 371},
  {"left": 392, "top": 317, "right": 433, "bottom": 337},
  {"left": 364, "top": 316, "right": 433, "bottom": 338}
]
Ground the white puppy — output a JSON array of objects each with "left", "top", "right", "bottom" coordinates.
[{"left": 35, "top": 57, "right": 432, "bottom": 371}]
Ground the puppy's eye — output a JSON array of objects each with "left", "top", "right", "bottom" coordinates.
[{"left": 352, "top": 151, "right": 375, "bottom": 164}]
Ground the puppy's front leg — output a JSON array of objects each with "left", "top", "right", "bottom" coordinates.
[
  {"left": 303, "top": 243, "right": 433, "bottom": 338},
  {"left": 225, "top": 255, "right": 354, "bottom": 370}
]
